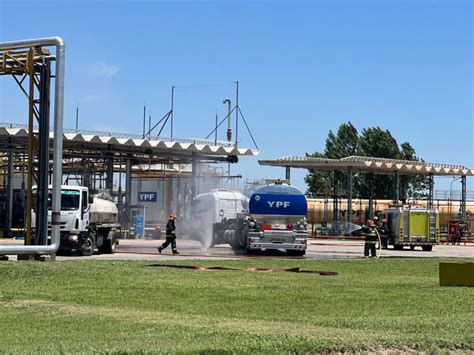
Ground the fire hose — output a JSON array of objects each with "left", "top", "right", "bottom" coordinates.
[{"left": 148, "top": 264, "right": 338, "bottom": 276}]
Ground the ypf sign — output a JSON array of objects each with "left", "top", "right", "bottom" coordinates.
[{"left": 138, "top": 192, "right": 157, "bottom": 202}]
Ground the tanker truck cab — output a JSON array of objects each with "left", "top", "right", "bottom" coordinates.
[
  {"left": 32, "top": 185, "right": 118, "bottom": 256},
  {"left": 191, "top": 189, "right": 249, "bottom": 249}
]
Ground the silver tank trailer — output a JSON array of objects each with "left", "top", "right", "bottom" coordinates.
[{"left": 89, "top": 197, "right": 118, "bottom": 225}]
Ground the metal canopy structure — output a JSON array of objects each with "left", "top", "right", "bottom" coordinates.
[
  {"left": 0, "top": 123, "right": 258, "bottom": 164},
  {"left": 259, "top": 155, "right": 472, "bottom": 229},
  {"left": 259, "top": 156, "right": 474, "bottom": 176}
]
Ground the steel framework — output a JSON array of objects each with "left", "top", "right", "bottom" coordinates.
[{"left": 0, "top": 46, "right": 53, "bottom": 244}]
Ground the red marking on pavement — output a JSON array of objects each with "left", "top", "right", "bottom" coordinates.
[{"left": 148, "top": 264, "right": 338, "bottom": 276}]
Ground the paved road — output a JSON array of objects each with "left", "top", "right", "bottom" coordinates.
[{"left": 1, "top": 238, "right": 472, "bottom": 261}]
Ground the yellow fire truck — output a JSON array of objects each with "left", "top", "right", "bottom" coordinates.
[{"left": 381, "top": 207, "right": 440, "bottom": 251}]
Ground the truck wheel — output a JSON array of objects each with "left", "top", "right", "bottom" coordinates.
[
  {"left": 394, "top": 245, "right": 404, "bottom": 250},
  {"left": 79, "top": 234, "right": 95, "bottom": 256},
  {"left": 99, "top": 230, "right": 117, "bottom": 254},
  {"left": 421, "top": 245, "right": 433, "bottom": 252},
  {"left": 231, "top": 226, "right": 248, "bottom": 252},
  {"left": 410, "top": 245, "right": 416, "bottom": 251}
]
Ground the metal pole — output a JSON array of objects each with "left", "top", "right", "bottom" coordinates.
[
  {"left": 395, "top": 171, "right": 400, "bottom": 202},
  {"left": 215, "top": 110, "right": 218, "bottom": 145},
  {"left": 368, "top": 174, "right": 374, "bottom": 220},
  {"left": 428, "top": 173, "right": 434, "bottom": 209},
  {"left": 285, "top": 166, "right": 291, "bottom": 183},
  {"left": 118, "top": 158, "right": 122, "bottom": 223},
  {"left": 36, "top": 59, "right": 51, "bottom": 246},
  {"left": 125, "top": 159, "right": 132, "bottom": 229},
  {"left": 26, "top": 49, "right": 35, "bottom": 245},
  {"left": 347, "top": 166, "right": 353, "bottom": 231},
  {"left": 6, "top": 149, "right": 14, "bottom": 237},
  {"left": 142, "top": 103, "right": 146, "bottom": 139},
  {"left": 235, "top": 81, "right": 239, "bottom": 147},
  {"left": 148, "top": 113, "right": 151, "bottom": 140},
  {"left": 75, "top": 103, "right": 79, "bottom": 131},
  {"left": 191, "top": 154, "right": 197, "bottom": 199},
  {"left": 223, "top": 98, "right": 232, "bottom": 142},
  {"left": 332, "top": 171, "right": 338, "bottom": 230},
  {"left": 171, "top": 86, "right": 174, "bottom": 140},
  {"left": 460, "top": 175, "right": 467, "bottom": 221}
]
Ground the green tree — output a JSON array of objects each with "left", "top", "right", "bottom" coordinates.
[
  {"left": 305, "top": 123, "right": 426, "bottom": 200},
  {"left": 399, "top": 142, "right": 429, "bottom": 200},
  {"left": 305, "top": 122, "right": 359, "bottom": 196}
]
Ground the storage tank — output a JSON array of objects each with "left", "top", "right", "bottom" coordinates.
[
  {"left": 249, "top": 184, "right": 307, "bottom": 225},
  {"left": 89, "top": 197, "right": 118, "bottom": 225}
]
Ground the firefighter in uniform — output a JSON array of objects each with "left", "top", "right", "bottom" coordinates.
[
  {"left": 158, "top": 214, "right": 180, "bottom": 254},
  {"left": 364, "top": 219, "right": 378, "bottom": 257}
]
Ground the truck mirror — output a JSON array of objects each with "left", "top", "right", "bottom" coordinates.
[
  {"left": 89, "top": 195, "right": 94, "bottom": 204},
  {"left": 219, "top": 209, "right": 224, "bottom": 217}
]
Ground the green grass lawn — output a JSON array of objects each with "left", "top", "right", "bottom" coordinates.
[{"left": 0, "top": 258, "right": 473, "bottom": 353}]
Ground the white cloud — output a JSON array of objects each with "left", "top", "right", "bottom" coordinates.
[{"left": 91, "top": 62, "right": 119, "bottom": 78}]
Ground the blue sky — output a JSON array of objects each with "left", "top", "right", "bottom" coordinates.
[{"left": 1, "top": 0, "right": 472, "bottom": 193}]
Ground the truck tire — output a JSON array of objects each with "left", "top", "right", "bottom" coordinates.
[
  {"left": 231, "top": 225, "right": 248, "bottom": 252},
  {"left": 99, "top": 230, "right": 116, "bottom": 254},
  {"left": 394, "top": 245, "right": 404, "bottom": 250},
  {"left": 422, "top": 245, "right": 433, "bottom": 252},
  {"left": 78, "top": 233, "right": 95, "bottom": 256}
]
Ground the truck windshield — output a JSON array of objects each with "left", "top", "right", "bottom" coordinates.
[
  {"left": 58, "top": 190, "right": 81, "bottom": 210},
  {"left": 32, "top": 189, "right": 81, "bottom": 211}
]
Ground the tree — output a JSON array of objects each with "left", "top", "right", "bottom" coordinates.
[
  {"left": 305, "top": 122, "right": 359, "bottom": 197},
  {"left": 305, "top": 123, "right": 426, "bottom": 200},
  {"left": 399, "top": 142, "right": 429, "bottom": 200}
]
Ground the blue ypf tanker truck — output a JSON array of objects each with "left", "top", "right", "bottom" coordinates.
[{"left": 190, "top": 183, "right": 308, "bottom": 255}]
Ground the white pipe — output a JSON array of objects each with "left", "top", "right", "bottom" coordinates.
[{"left": 0, "top": 36, "right": 65, "bottom": 255}]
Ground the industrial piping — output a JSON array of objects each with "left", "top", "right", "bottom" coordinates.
[{"left": 0, "top": 36, "right": 65, "bottom": 255}]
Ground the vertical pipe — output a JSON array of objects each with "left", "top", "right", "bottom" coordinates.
[
  {"left": 191, "top": 154, "right": 197, "bottom": 199},
  {"left": 460, "top": 175, "right": 467, "bottom": 221},
  {"left": 75, "top": 103, "right": 79, "bottom": 131},
  {"left": 285, "top": 166, "right": 291, "bottom": 184},
  {"left": 118, "top": 158, "right": 122, "bottom": 223},
  {"left": 428, "top": 173, "right": 434, "bottom": 209},
  {"left": 171, "top": 86, "right": 174, "bottom": 140},
  {"left": 26, "top": 48, "right": 35, "bottom": 245},
  {"left": 37, "top": 60, "right": 51, "bottom": 246},
  {"left": 50, "top": 36, "right": 66, "bottom": 253},
  {"left": 332, "top": 171, "right": 338, "bottom": 231},
  {"left": 223, "top": 98, "right": 232, "bottom": 142},
  {"left": 0, "top": 37, "right": 65, "bottom": 255},
  {"left": 395, "top": 171, "right": 400, "bottom": 202},
  {"left": 106, "top": 153, "right": 114, "bottom": 193},
  {"left": 125, "top": 159, "right": 132, "bottom": 229},
  {"left": 6, "top": 149, "right": 14, "bottom": 237},
  {"left": 148, "top": 114, "right": 151, "bottom": 140},
  {"left": 368, "top": 174, "right": 374, "bottom": 220},
  {"left": 347, "top": 166, "right": 353, "bottom": 233},
  {"left": 142, "top": 103, "right": 146, "bottom": 139},
  {"left": 235, "top": 81, "right": 239, "bottom": 147},
  {"left": 214, "top": 110, "right": 218, "bottom": 146}
]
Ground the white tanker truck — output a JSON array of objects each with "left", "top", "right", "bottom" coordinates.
[
  {"left": 190, "top": 183, "right": 308, "bottom": 255},
  {"left": 32, "top": 185, "right": 119, "bottom": 256}
]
